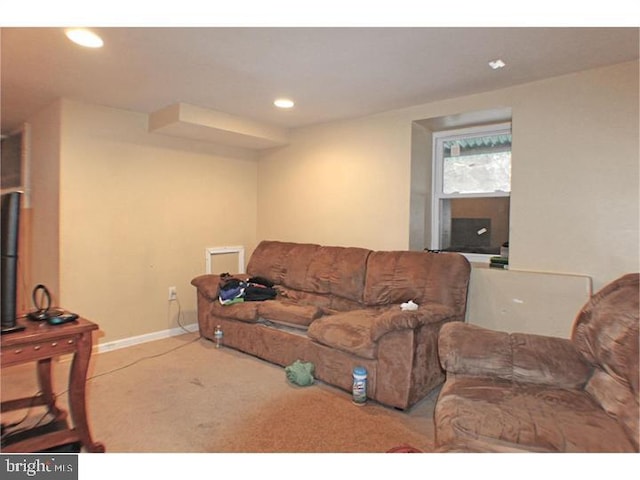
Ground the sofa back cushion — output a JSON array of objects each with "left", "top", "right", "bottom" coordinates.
[
  {"left": 363, "top": 251, "right": 470, "bottom": 315},
  {"left": 247, "top": 240, "right": 371, "bottom": 304},
  {"left": 572, "top": 273, "right": 639, "bottom": 450}
]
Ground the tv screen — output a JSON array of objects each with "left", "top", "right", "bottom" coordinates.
[{"left": 1, "top": 191, "right": 25, "bottom": 333}]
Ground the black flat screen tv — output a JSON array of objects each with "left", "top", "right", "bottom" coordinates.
[{"left": 1, "top": 191, "right": 25, "bottom": 334}]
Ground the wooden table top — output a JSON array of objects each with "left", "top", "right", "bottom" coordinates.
[{"left": 1, "top": 315, "right": 98, "bottom": 348}]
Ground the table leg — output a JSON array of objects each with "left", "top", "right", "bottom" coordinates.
[
  {"left": 67, "top": 331, "right": 105, "bottom": 453},
  {"left": 36, "top": 358, "right": 66, "bottom": 421}
]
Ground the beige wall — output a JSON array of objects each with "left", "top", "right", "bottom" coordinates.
[
  {"left": 409, "top": 122, "right": 432, "bottom": 250},
  {"left": 467, "top": 267, "right": 592, "bottom": 337},
  {"left": 25, "top": 61, "right": 639, "bottom": 342},
  {"left": 29, "top": 100, "right": 62, "bottom": 304},
  {"left": 508, "top": 61, "right": 639, "bottom": 289},
  {"left": 258, "top": 114, "right": 412, "bottom": 250},
  {"left": 29, "top": 99, "right": 258, "bottom": 343},
  {"left": 258, "top": 61, "right": 639, "bottom": 334}
]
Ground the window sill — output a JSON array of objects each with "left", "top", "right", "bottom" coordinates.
[
  {"left": 460, "top": 253, "right": 494, "bottom": 264},
  {"left": 427, "top": 251, "right": 508, "bottom": 267}
]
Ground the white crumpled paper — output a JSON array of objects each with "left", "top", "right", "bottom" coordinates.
[{"left": 400, "top": 300, "right": 419, "bottom": 311}]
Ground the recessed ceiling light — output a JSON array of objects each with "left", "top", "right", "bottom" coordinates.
[
  {"left": 65, "top": 28, "right": 104, "bottom": 48},
  {"left": 274, "top": 98, "right": 295, "bottom": 109},
  {"left": 488, "top": 59, "right": 506, "bottom": 70}
]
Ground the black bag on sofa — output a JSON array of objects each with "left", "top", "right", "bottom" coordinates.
[{"left": 244, "top": 284, "right": 277, "bottom": 301}]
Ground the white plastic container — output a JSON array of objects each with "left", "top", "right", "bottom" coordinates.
[{"left": 352, "top": 366, "right": 367, "bottom": 405}]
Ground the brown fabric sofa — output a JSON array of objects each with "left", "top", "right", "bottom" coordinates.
[
  {"left": 191, "top": 240, "right": 471, "bottom": 409},
  {"left": 434, "top": 273, "right": 639, "bottom": 452}
]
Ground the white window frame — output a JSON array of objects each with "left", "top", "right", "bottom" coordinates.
[
  {"left": 431, "top": 122, "right": 512, "bottom": 263},
  {"left": 205, "top": 246, "right": 245, "bottom": 274}
]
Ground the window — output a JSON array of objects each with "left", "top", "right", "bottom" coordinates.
[
  {"left": 1, "top": 124, "right": 30, "bottom": 207},
  {"left": 1, "top": 132, "right": 24, "bottom": 190},
  {"left": 431, "top": 123, "right": 511, "bottom": 258}
]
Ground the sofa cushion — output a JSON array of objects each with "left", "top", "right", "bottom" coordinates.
[
  {"left": 247, "top": 240, "right": 371, "bottom": 303},
  {"left": 208, "top": 301, "right": 259, "bottom": 323},
  {"left": 435, "top": 376, "right": 636, "bottom": 452},
  {"left": 438, "top": 323, "right": 593, "bottom": 388},
  {"left": 303, "top": 304, "right": 457, "bottom": 359},
  {"left": 307, "top": 310, "right": 382, "bottom": 359},
  {"left": 258, "top": 300, "right": 323, "bottom": 329},
  {"left": 363, "top": 251, "right": 470, "bottom": 314},
  {"left": 247, "top": 241, "right": 320, "bottom": 286},
  {"left": 276, "top": 287, "right": 363, "bottom": 312}
]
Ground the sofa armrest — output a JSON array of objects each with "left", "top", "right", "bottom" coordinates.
[
  {"left": 191, "top": 273, "right": 251, "bottom": 301},
  {"left": 369, "top": 303, "right": 458, "bottom": 342},
  {"left": 191, "top": 274, "right": 221, "bottom": 301},
  {"left": 438, "top": 322, "right": 593, "bottom": 388}
]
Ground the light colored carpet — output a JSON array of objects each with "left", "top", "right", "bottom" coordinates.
[
  {"left": 4, "top": 331, "right": 623, "bottom": 480},
  {"left": 1, "top": 331, "right": 438, "bottom": 453}
]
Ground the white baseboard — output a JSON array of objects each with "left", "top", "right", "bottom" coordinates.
[{"left": 95, "top": 323, "right": 199, "bottom": 354}]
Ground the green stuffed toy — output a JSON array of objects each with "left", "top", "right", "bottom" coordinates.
[{"left": 285, "top": 360, "right": 315, "bottom": 386}]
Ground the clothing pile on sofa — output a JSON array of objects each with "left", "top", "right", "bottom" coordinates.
[{"left": 218, "top": 273, "right": 277, "bottom": 305}]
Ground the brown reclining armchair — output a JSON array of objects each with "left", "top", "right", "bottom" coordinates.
[{"left": 434, "top": 273, "right": 639, "bottom": 452}]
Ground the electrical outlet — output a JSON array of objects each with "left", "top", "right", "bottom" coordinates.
[{"left": 168, "top": 286, "right": 177, "bottom": 301}]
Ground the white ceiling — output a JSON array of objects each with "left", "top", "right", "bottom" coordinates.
[{"left": 1, "top": 27, "right": 638, "bottom": 135}]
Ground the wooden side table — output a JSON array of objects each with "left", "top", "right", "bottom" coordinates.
[{"left": 1, "top": 316, "right": 105, "bottom": 452}]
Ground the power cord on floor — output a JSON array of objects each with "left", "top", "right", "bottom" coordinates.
[
  {"left": 2, "top": 330, "right": 202, "bottom": 445},
  {"left": 72, "top": 293, "right": 203, "bottom": 385},
  {"left": 172, "top": 295, "right": 198, "bottom": 336},
  {"left": 86, "top": 333, "right": 202, "bottom": 384},
  {"left": 1, "top": 391, "right": 41, "bottom": 433},
  {"left": 1, "top": 391, "right": 57, "bottom": 444},
  {"left": 2, "top": 293, "right": 204, "bottom": 442}
]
